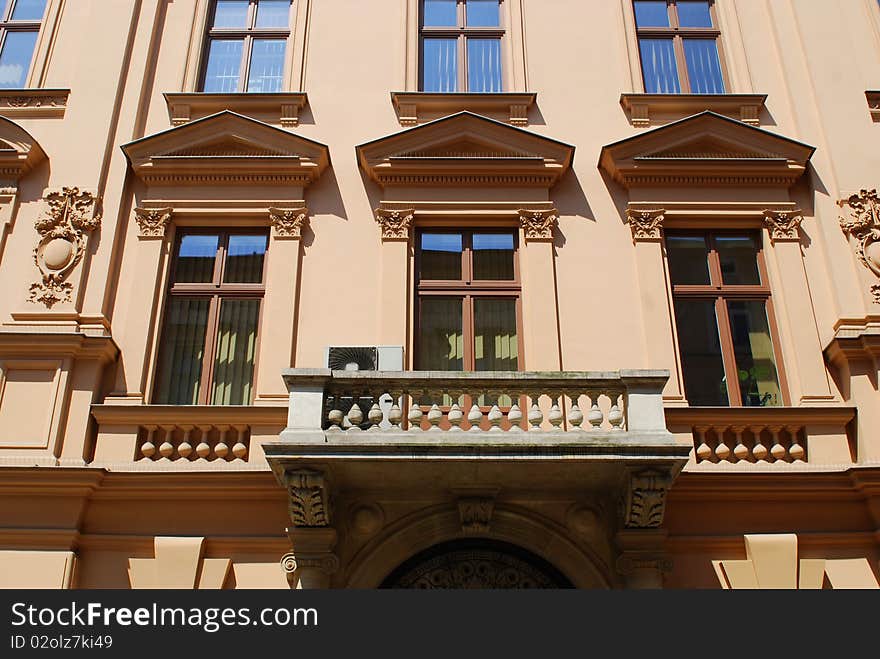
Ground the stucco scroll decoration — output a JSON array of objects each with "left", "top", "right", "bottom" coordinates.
[
  {"left": 29, "top": 187, "right": 100, "bottom": 307},
  {"left": 518, "top": 208, "right": 558, "bottom": 241},
  {"left": 622, "top": 469, "right": 672, "bottom": 528},
  {"left": 762, "top": 209, "right": 803, "bottom": 242},
  {"left": 375, "top": 208, "right": 414, "bottom": 241},
  {"left": 269, "top": 206, "right": 309, "bottom": 239},
  {"left": 134, "top": 207, "right": 173, "bottom": 238},
  {"left": 279, "top": 551, "right": 340, "bottom": 576},
  {"left": 838, "top": 189, "right": 880, "bottom": 283},
  {"left": 625, "top": 208, "right": 665, "bottom": 241},
  {"left": 286, "top": 469, "right": 331, "bottom": 527}
]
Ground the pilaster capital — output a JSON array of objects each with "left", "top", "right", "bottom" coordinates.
[
  {"left": 375, "top": 207, "right": 414, "bottom": 241},
  {"left": 134, "top": 207, "right": 173, "bottom": 239},
  {"left": 518, "top": 208, "right": 558, "bottom": 242},
  {"left": 625, "top": 208, "right": 664, "bottom": 241},
  {"left": 269, "top": 206, "right": 309, "bottom": 240},
  {"left": 762, "top": 208, "right": 804, "bottom": 242}
]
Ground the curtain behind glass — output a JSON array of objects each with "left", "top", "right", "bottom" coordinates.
[
  {"left": 203, "top": 39, "right": 243, "bottom": 92},
  {"left": 422, "top": 38, "right": 457, "bottom": 92},
  {"left": 154, "top": 298, "right": 210, "bottom": 405},
  {"left": 467, "top": 38, "right": 502, "bottom": 92},
  {"left": 639, "top": 38, "right": 680, "bottom": 93},
  {"left": 683, "top": 39, "right": 725, "bottom": 93},
  {"left": 473, "top": 299, "right": 517, "bottom": 371},
  {"left": 247, "top": 39, "right": 286, "bottom": 92},
  {"left": 418, "top": 298, "right": 463, "bottom": 370},
  {"left": 211, "top": 299, "right": 260, "bottom": 405}
]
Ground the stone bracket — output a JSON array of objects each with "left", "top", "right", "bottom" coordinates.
[
  {"left": 285, "top": 469, "right": 331, "bottom": 527},
  {"left": 621, "top": 467, "right": 674, "bottom": 529}
]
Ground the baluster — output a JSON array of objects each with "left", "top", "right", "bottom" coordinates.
[
  {"left": 607, "top": 392, "right": 624, "bottom": 431},
  {"left": 548, "top": 394, "right": 564, "bottom": 432},
  {"left": 427, "top": 403, "right": 443, "bottom": 431},
  {"left": 408, "top": 391, "right": 424, "bottom": 432},
  {"left": 141, "top": 425, "right": 157, "bottom": 460},
  {"left": 714, "top": 427, "right": 731, "bottom": 462},
  {"left": 448, "top": 401, "right": 464, "bottom": 431},
  {"left": 587, "top": 392, "right": 604, "bottom": 430},
  {"left": 195, "top": 426, "right": 212, "bottom": 460},
  {"left": 507, "top": 394, "right": 523, "bottom": 432},
  {"left": 694, "top": 426, "right": 712, "bottom": 462},
  {"left": 487, "top": 405, "right": 503, "bottom": 432},
  {"left": 567, "top": 393, "right": 584, "bottom": 432},
  {"left": 367, "top": 401, "right": 383, "bottom": 431},
  {"left": 214, "top": 425, "right": 230, "bottom": 460},
  {"left": 752, "top": 426, "right": 769, "bottom": 462},
  {"left": 347, "top": 402, "right": 364, "bottom": 431},
  {"left": 468, "top": 400, "right": 483, "bottom": 432},
  {"left": 788, "top": 425, "right": 806, "bottom": 462},
  {"left": 327, "top": 394, "right": 344, "bottom": 431},
  {"left": 732, "top": 425, "right": 749, "bottom": 462},
  {"left": 159, "top": 425, "right": 176, "bottom": 459},
  {"left": 232, "top": 426, "right": 248, "bottom": 460},
  {"left": 527, "top": 393, "right": 543, "bottom": 431},
  {"left": 769, "top": 425, "right": 786, "bottom": 462},
  {"left": 178, "top": 425, "right": 194, "bottom": 459},
  {"left": 387, "top": 391, "right": 403, "bottom": 431}
]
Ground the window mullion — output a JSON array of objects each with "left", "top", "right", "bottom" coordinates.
[{"left": 199, "top": 295, "right": 222, "bottom": 405}]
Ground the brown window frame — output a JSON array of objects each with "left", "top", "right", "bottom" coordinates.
[
  {"left": 667, "top": 229, "right": 790, "bottom": 407},
  {"left": 633, "top": 0, "right": 729, "bottom": 93},
  {"left": 153, "top": 228, "right": 268, "bottom": 406},
  {"left": 0, "top": 0, "right": 45, "bottom": 87},
  {"left": 198, "top": 0, "right": 292, "bottom": 93},
  {"left": 419, "top": 0, "right": 506, "bottom": 92}
]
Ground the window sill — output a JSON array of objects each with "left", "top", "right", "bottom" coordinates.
[
  {"left": 867, "top": 91, "right": 880, "bottom": 123},
  {"left": 390, "top": 91, "right": 536, "bottom": 127},
  {"left": 620, "top": 93, "right": 768, "bottom": 127},
  {"left": 163, "top": 92, "right": 308, "bottom": 128},
  {"left": 0, "top": 88, "right": 70, "bottom": 119}
]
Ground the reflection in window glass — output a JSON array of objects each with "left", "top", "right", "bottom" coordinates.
[
  {"left": 666, "top": 236, "right": 710, "bottom": 286},
  {"left": 727, "top": 301, "right": 781, "bottom": 407},
  {"left": 683, "top": 39, "right": 725, "bottom": 93},
  {"left": 674, "top": 300, "right": 729, "bottom": 406},
  {"left": 634, "top": 1, "right": 670, "bottom": 27},
  {"left": 254, "top": 0, "right": 289, "bottom": 28},
  {"left": 420, "top": 234, "right": 462, "bottom": 280},
  {"left": 224, "top": 235, "right": 267, "bottom": 283},
  {"left": 421, "top": 38, "right": 457, "bottom": 92},
  {"left": 473, "top": 233, "right": 515, "bottom": 280},
  {"left": 212, "top": 0, "right": 249, "bottom": 28},
  {"left": 0, "top": 30, "right": 37, "bottom": 88},
  {"left": 423, "top": 0, "right": 457, "bottom": 26},
  {"left": 677, "top": 1, "right": 713, "bottom": 27},
  {"left": 211, "top": 298, "right": 260, "bottom": 405},
  {"left": 467, "top": 0, "right": 500, "bottom": 27},
  {"left": 639, "top": 38, "right": 680, "bottom": 93},
  {"left": 202, "top": 39, "right": 243, "bottom": 92},
  {"left": 467, "top": 38, "right": 502, "bottom": 93},
  {"left": 11, "top": 0, "right": 47, "bottom": 21},
  {"left": 246, "top": 38, "right": 285, "bottom": 92},
  {"left": 716, "top": 236, "right": 760, "bottom": 285},
  {"left": 154, "top": 298, "right": 210, "bottom": 405},
  {"left": 419, "top": 298, "right": 464, "bottom": 371},
  {"left": 175, "top": 235, "right": 219, "bottom": 283}
]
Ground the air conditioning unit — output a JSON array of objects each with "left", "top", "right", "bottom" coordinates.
[{"left": 324, "top": 346, "right": 404, "bottom": 429}]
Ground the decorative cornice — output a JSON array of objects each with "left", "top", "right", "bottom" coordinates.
[
  {"left": 29, "top": 188, "right": 100, "bottom": 308},
  {"left": 375, "top": 207, "right": 414, "bottom": 241},
  {"left": 269, "top": 206, "right": 308, "bottom": 240},
  {"left": 164, "top": 92, "right": 308, "bottom": 128},
  {"left": 457, "top": 497, "right": 494, "bottom": 535},
  {"left": 619, "top": 93, "right": 767, "bottom": 127},
  {"left": 285, "top": 469, "right": 331, "bottom": 527},
  {"left": 762, "top": 208, "right": 804, "bottom": 242},
  {"left": 0, "top": 89, "right": 69, "bottom": 119},
  {"left": 134, "top": 207, "right": 172, "bottom": 238},
  {"left": 390, "top": 91, "right": 537, "bottom": 127},
  {"left": 622, "top": 469, "right": 672, "bottom": 529},
  {"left": 518, "top": 208, "right": 558, "bottom": 241},
  {"left": 625, "top": 208, "right": 665, "bottom": 241},
  {"left": 838, "top": 189, "right": 880, "bottom": 280}
]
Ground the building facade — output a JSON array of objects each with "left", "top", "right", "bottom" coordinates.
[{"left": 0, "top": 0, "right": 879, "bottom": 589}]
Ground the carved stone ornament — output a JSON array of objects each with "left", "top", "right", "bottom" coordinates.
[
  {"left": 29, "top": 187, "right": 100, "bottom": 307},
  {"left": 625, "top": 208, "right": 665, "bottom": 241},
  {"left": 134, "top": 207, "right": 173, "bottom": 238},
  {"left": 838, "top": 189, "right": 880, "bottom": 279},
  {"left": 286, "top": 469, "right": 331, "bottom": 527},
  {"left": 518, "top": 208, "right": 558, "bottom": 241},
  {"left": 458, "top": 497, "right": 494, "bottom": 535},
  {"left": 872, "top": 285, "right": 880, "bottom": 305},
  {"left": 269, "top": 206, "right": 309, "bottom": 239},
  {"left": 615, "top": 553, "right": 673, "bottom": 576},
  {"left": 762, "top": 209, "right": 804, "bottom": 242},
  {"left": 375, "top": 208, "right": 414, "bottom": 241},
  {"left": 622, "top": 469, "right": 672, "bottom": 529},
  {"left": 279, "top": 551, "right": 340, "bottom": 575}
]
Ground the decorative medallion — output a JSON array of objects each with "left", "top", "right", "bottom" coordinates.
[
  {"left": 134, "top": 207, "right": 173, "bottom": 238},
  {"left": 269, "top": 206, "right": 309, "bottom": 239},
  {"left": 838, "top": 189, "right": 880, "bottom": 281},
  {"left": 29, "top": 187, "right": 100, "bottom": 307},
  {"left": 375, "top": 208, "right": 414, "bottom": 241},
  {"left": 286, "top": 469, "right": 331, "bottom": 527},
  {"left": 625, "top": 208, "right": 665, "bottom": 241},
  {"left": 622, "top": 469, "right": 672, "bottom": 529},
  {"left": 762, "top": 209, "right": 804, "bottom": 242},
  {"left": 518, "top": 208, "right": 558, "bottom": 241}
]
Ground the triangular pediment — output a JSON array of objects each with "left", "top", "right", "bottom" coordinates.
[
  {"left": 122, "top": 111, "right": 329, "bottom": 187},
  {"left": 357, "top": 112, "right": 573, "bottom": 188},
  {"left": 0, "top": 116, "right": 46, "bottom": 184},
  {"left": 600, "top": 112, "right": 814, "bottom": 188}
]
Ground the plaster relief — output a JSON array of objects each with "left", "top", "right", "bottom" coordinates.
[{"left": 838, "top": 190, "right": 880, "bottom": 293}]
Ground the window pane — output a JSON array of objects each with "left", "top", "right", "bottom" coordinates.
[
  {"left": 467, "top": 38, "right": 502, "bottom": 92},
  {"left": 683, "top": 39, "right": 725, "bottom": 93},
  {"left": 420, "top": 233, "right": 462, "bottom": 280},
  {"left": 154, "top": 298, "right": 210, "bottom": 405},
  {"left": 418, "top": 298, "right": 463, "bottom": 371},
  {"left": 10, "top": 0, "right": 47, "bottom": 21},
  {"left": 727, "top": 301, "right": 781, "bottom": 407},
  {"left": 421, "top": 38, "right": 457, "bottom": 92},
  {"left": 473, "top": 233, "right": 515, "bottom": 280},
  {"left": 174, "top": 235, "right": 219, "bottom": 283},
  {"left": 639, "top": 38, "right": 680, "bottom": 93},
  {"left": 202, "top": 39, "right": 243, "bottom": 92},
  {"left": 212, "top": 0, "right": 249, "bottom": 28},
  {"left": 423, "top": 0, "right": 457, "bottom": 26},
  {"left": 674, "top": 299, "right": 729, "bottom": 406},
  {"left": 666, "top": 235, "right": 710, "bottom": 285},
  {"left": 0, "top": 30, "right": 37, "bottom": 88},
  {"left": 246, "top": 38, "right": 285, "bottom": 92},
  {"left": 224, "top": 234, "right": 267, "bottom": 283},
  {"left": 467, "top": 0, "right": 500, "bottom": 27},
  {"left": 254, "top": 0, "right": 289, "bottom": 28},
  {"left": 716, "top": 235, "right": 761, "bottom": 285},
  {"left": 474, "top": 298, "right": 517, "bottom": 371},
  {"left": 677, "top": 1, "right": 713, "bottom": 28},
  {"left": 211, "top": 299, "right": 260, "bottom": 405},
  {"left": 634, "top": 1, "right": 670, "bottom": 27}
]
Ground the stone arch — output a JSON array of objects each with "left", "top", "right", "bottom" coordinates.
[{"left": 344, "top": 504, "right": 613, "bottom": 589}]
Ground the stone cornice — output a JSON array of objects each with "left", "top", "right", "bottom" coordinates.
[
  {"left": 0, "top": 331, "right": 118, "bottom": 362},
  {"left": 0, "top": 88, "right": 69, "bottom": 119},
  {"left": 620, "top": 93, "right": 767, "bottom": 127},
  {"left": 390, "top": 91, "right": 537, "bottom": 127},
  {"left": 164, "top": 92, "right": 308, "bottom": 127}
]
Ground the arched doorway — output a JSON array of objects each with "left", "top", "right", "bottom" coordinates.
[{"left": 380, "top": 539, "right": 574, "bottom": 589}]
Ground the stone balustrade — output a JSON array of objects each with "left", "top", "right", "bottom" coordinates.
[{"left": 137, "top": 424, "right": 249, "bottom": 462}]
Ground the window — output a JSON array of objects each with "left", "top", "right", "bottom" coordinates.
[
  {"left": 0, "top": 0, "right": 46, "bottom": 89},
  {"left": 416, "top": 230, "right": 521, "bottom": 400},
  {"left": 666, "top": 231, "right": 786, "bottom": 407},
  {"left": 153, "top": 230, "right": 268, "bottom": 405},
  {"left": 200, "top": 0, "right": 291, "bottom": 93},
  {"left": 420, "top": 0, "right": 504, "bottom": 92},
  {"left": 633, "top": 0, "right": 726, "bottom": 93}
]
